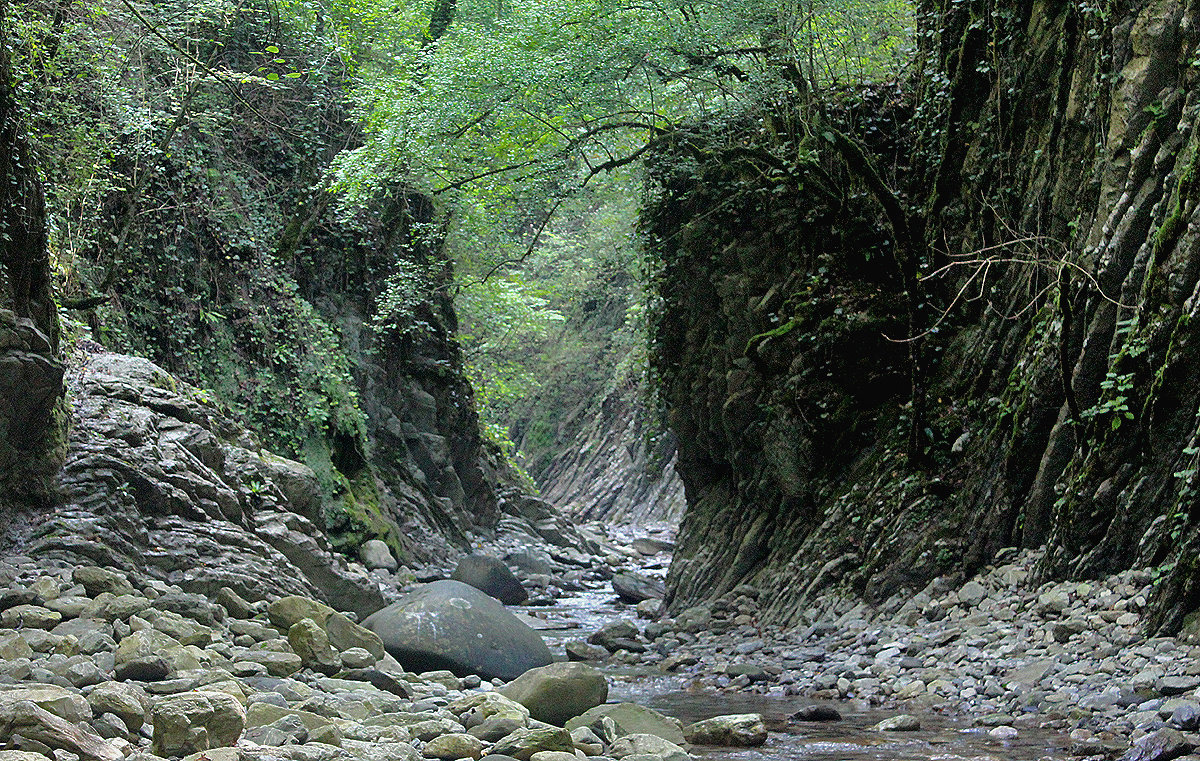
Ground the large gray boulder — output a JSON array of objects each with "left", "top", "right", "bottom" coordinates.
[
  {"left": 612, "top": 573, "right": 665, "bottom": 603},
  {"left": 362, "top": 580, "right": 552, "bottom": 680},
  {"left": 451, "top": 556, "right": 528, "bottom": 605},
  {"left": 500, "top": 662, "right": 607, "bottom": 726}
]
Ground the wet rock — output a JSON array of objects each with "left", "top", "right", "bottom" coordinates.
[
  {"left": 73, "top": 567, "right": 135, "bottom": 598},
  {"left": 1171, "top": 702, "right": 1200, "bottom": 731},
  {"left": 362, "top": 580, "right": 552, "bottom": 681},
  {"left": 631, "top": 538, "right": 675, "bottom": 556},
  {"left": 588, "top": 620, "right": 640, "bottom": 652},
  {"left": 612, "top": 574, "right": 665, "bottom": 604},
  {"left": 152, "top": 689, "right": 246, "bottom": 756},
  {"left": 566, "top": 703, "right": 685, "bottom": 745},
  {"left": 673, "top": 607, "right": 711, "bottom": 634},
  {"left": 957, "top": 581, "right": 987, "bottom": 607},
  {"left": 451, "top": 555, "right": 528, "bottom": 606},
  {"left": 872, "top": 715, "right": 920, "bottom": 731},
  {"left": 610, "top": 734, "right": 689, "bottom": 761},
  {"left": 216, "top": 586, "right": 256, "bottom": 619},
  {"left": 684, "top": 714, "right": 767, "bottom": 746},
  {"left": 500, "top": 662, "right": 608, "bottom": 726},
  {"left": 789, "top": 705, "right": 841, "bottom": 722},
  {"left": 565, "top": 641, "right": 608, "bottom": 661}
]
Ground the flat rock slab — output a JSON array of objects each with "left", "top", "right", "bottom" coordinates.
[{"left": 362, "top": 580, "right": 552, "bottom": 681}]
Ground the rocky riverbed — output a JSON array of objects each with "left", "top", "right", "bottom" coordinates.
[{"left": 3, "top": 525, "right": 1199, "bottom": 761}]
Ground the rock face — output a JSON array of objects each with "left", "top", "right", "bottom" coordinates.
[
  {"left": 362, "top": 580, "right": 553, "bottom": 680},
  {"left": 451, "top": 555, "right": 529, "bottom": 605},
  {"left": 647, "top": 0, "right": 1200, "bottom": 632},
  {"left": 18, "top": 350, "right": 385, "bottom": 618},
  {"left": 0, "top": 43, "right": 64, "bottom": 524}
]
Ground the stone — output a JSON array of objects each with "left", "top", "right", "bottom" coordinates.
[
  {"left": 500, "top": 662, "right": 608, "bottom": 726},
  {"left": 360, "top": 540, "right": 399, "bottom": 572},
  {"left": 216, "top": 587, "right": 256, "bottom": 619},
  {"left": 674, "top": 607, "right": 711, "bottom": 634},
  {"left": 0, "top": 684, "right": 91, "bottom": 723},
  {"left": 491, "top": 726, "right": 576, "bottom": 760},
  {"left": 234, "top": 649, "right": 303, "bottom": 677},
  {"left": 362, "top": 580, "right": 552, "bottom": 681},
  {"left": 87, "top": 682, "right": 151, "bottom": 733},
  {"left": 873, "top": 715, "right": 920, "bottom": 731},
  {"left": 424, "top": 733, "right": 486, "bottom": 760},
  {"left": 451, "top": 556, "right": 528, "bottom": 605},
  {"left": 154, "top": 591, "right": 223, "bottom": 626},
  {"left": 152, "top": 690, "right": 247, "bottom": 757},
  {"left": 565, "top": 641, "right": 608, "bottom": 661},
  {"left": 588, "top": 620, "right": 640, "bottom": 652},
  {"left": 0, "top": 631, "right": 34, "bottom": 660},
  {"left": 631, "top": 538, "right": 674, "bottom": 556},
  {"left": 0, "top": 700, "right": 123, "bottom": 761},
  {"left": 289, "top": 618, "right": 342, "bottom": 674},
  {"left": 1, "top": 604, "right": 61, "bottom": 629},
  {"left": 529, "top": 753, "right": 577, "bottom": 761},
  {"left": 470, "top": 716, "right": 526, "bottom": 742},
  {"left": 789, "top": 705, "right": 841, "bottom": 722},
  {"left": 1172, "top": 702, "right": 1200, "bottom": 731},
  {"left": 957, "top": 581, "right": 987, "bottom": 607},
  {"left": 612, "top": 574, "right": 665, "bottom": 604},
  {"left": 73, "top": 567, "right": 135, "bottom": 597},
  {"left": 610, "top": 734, "right": 689, "bottom": 761},
  {"left": 1119, "top": 728, "right": 1196, "bottom": 761},
  {"left": 340, "top": 647, "right": 377, "bottom": 669},
  {"left": 566, "top": 704, "right": 685, "bottom": 746},
  {"left": 269, "top": 595, "right": 335, "bottom": 630},
  {"left": 326, "top": 611, "right": 386, "bottom": 660},
  {"left": 114, "top": 629, "right": 200, "bottom": 679},
  {"left": 684, "top": 714, "right": 767, "bottom": 746},
  {"left": 1159, "top": 677, "right": 1200, "bottom": 696}
]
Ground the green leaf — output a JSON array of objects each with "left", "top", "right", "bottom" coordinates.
[
  {"left": 266, "top": 72, "right": 280, "bottom": 81},
  {"left": 265, "top": 45, "right": 280, "bottom": 53}
]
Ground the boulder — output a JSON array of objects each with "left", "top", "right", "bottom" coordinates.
[
  {"left": 631, "top": 538, "right": 675, "bottom": 556},
  {"left": 612, "top": 574, "right": 665, "bottom": 604},
  {"left": 326, "top": 611, "right": 385, "bottom": 660},
  {"left": 0, "top": 700, "right": 123, "bottom": 761},
  {"left": 152, "top": 690, "right": 247, "bottom": 757},
  {"left": 451, "top": 556, "right": 528, "bottom": 605},
  {"left": 360, "top": 540, "right": 399, "bottom": 572},
  {"left": 268, "top": 595, "right": 335, "bottom": 630},
  {"left": 610, "top": 734, "right": 689, "bottom": 761},
  {"left": 0, "top": 685, "right": 90, "bottom": 723},
  {"left": 789, "top": 705, "right": 841, "bottom": 722},
  {"left": 587, "top": 620, "right": 640, "bottom": 652},
  {"left": 362, "top": 580, "right": 552, "bottom": 681},
  {"left": 1119, "top": 728, "right": 1196, "bottom": 761},
  {"left": 873, "top": 715, "right": 921, "bottom": 731},
  {"left": 500, "top": 662, "right": 608, "bottom": 726},
  {"left": 289, "top": 618, "right": 342, "bottom": 674},
  {"left": 566, "top": 703, "right": 685, "bottom": 745},
  {"left": 424, "top": 733, "right": 486, "bottom": 760},
  {"left": 491, "top": 726, "right": 575, "bottom": 761},
  {"left": 86, "top": 682, "right": 151, "bottom": 733},
  {"left": 684, "top": 714, "right": 767, "bottom": 746}
]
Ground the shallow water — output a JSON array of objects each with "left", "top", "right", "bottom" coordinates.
[{"left": 530, "top": 578, "right": 1071, "bottom": 761}]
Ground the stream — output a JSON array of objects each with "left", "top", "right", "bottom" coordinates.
[{"left": 518, "top": 556, "right": 1072, "bottom": 761}]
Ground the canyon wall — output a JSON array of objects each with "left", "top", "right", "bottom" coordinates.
[{"left": 651, "top": 0, "right": 1200, "bottom": 633}]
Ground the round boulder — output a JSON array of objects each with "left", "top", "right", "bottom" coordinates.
[
  {"left": 451, "top": 556, "right": 528, "bottom": 605},
  {"left": 361, "top": 580, "right": 552, "bottom": 681},
  {"left": 684, "top": 714, "right": 767, "bottom": 746},
  {"left": 500, "top": 662, "right": 608, "bottom": 726}
]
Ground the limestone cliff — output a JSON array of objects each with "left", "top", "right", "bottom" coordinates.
[{"left": 651, "top": 0, "right": 1200, "bottom": 633}]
